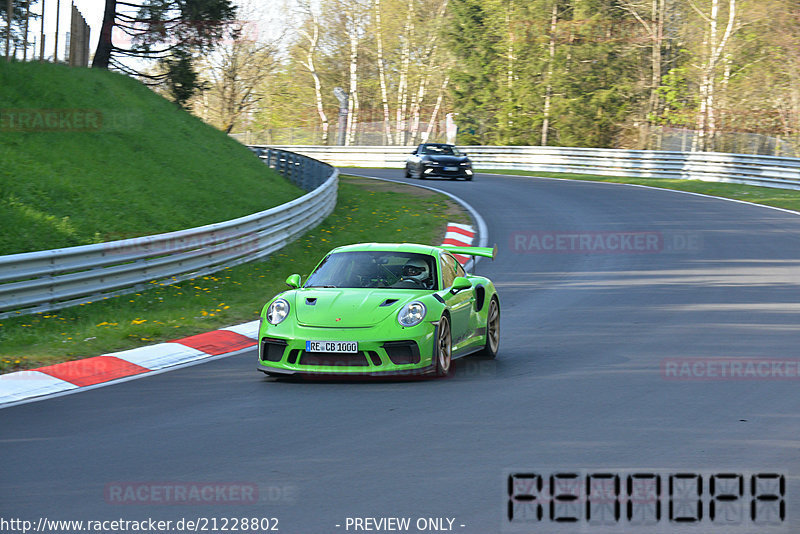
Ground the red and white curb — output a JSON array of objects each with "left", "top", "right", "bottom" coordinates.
[
  {"left": 0, "top": 321, "right": 260, "bottom": 406},
  {"left": 443, "top": 222, "right": 475, "bottom": 265},
  {"left": 0, "top": 222, "right": 477, "bottom": 407}
]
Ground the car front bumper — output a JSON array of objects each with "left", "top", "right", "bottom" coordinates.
[
  {"left": 257, "top": 322, "right": 438, "bottom": 376},
  {"left": 422, "top": 166, "right": 473, "bottom": 178}
]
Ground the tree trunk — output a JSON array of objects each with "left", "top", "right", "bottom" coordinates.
[
  {"left": 92, "top": 0, "right": 116, "bottom": 69},
  {"left": 5, "top": 0, "right": 12, "bottom": 62},
  {"left": 300, "top": 15, "right": 328, "bottom": 143},
  {"left": 395, "top": 0, "right": 414, "bottom": 145},
  {"left": 424, "top": 74, "right": 449, "bottom": 141},
  {"left": 408, "top": 55, "right": 432, "bottom": 144},
  {"left": 407, "top": 0, "right": 447, "bottom": 144},
  {"left": 375, "top": 0, "right": 392, "bottom": 145},
  {"left": 541, "top": 1, "right": 558, "bottom": 146},
  {"left": 692, "top": 0, "right": 736, "bottom": 152},
  {"left": 345, "top": 8, "right": 359, "bottom": 146},
  {"left": 506, "top": 1, "right": 515, "bottom": 139},
  {"left": 22, "top": 0, "right": 30, "bottom": 61},
  {"left": 649, "top": 0, "right": 665, "bottom": 124}
]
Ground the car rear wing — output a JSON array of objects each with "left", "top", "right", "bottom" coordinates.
[{"left": 441, "top": 244, "right": 497, "bottom": 260}]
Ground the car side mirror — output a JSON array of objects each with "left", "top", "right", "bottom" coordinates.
[
  {"left": 285, "top": 274, "right": 301, "bottom": 289},
  {"left": 451, "top": 276, "right": 472, "bottom": 293}
]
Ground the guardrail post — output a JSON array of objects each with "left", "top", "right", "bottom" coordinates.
[{"left": 301, "top": 156, "right": 310, "bottom": 190}]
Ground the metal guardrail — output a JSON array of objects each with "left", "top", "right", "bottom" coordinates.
[
  {"left": 0, "top": 148, "right": 338, "bottom": 319},
  {"left": 257, "top": 145, "right": 800, "bottom": 191}
]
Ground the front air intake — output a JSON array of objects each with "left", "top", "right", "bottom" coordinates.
[
  {"left": 261, "top": 338, "right": 287, "bottom": 362},
  {"left": 382, "top": 341, "right": 421, "bottom": 365}
]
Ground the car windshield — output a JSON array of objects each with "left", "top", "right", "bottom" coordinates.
[
  {"left": 305, "top": 251, "right": 438, "bottom": 290},
  {"left": 422, "top": 144, "right": 461, "bottom": 156}
]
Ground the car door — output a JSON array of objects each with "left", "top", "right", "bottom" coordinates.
[
  {"left": 440, "top": 253, "right": 473, "bottom": 346},
  {"left": 407, "top": 145, "right": 423, "bottom": 176},
  {"left": 452, "top": 257, "right": 481, "bottom": 335}
]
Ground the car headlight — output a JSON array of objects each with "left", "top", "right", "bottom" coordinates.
[
  {"left": 266, "top": 298, "right": 290, "bottom": 325},
  {"left": 460, "top": 161, "right": 471, "bottom": 166},
  {"left": 425, "top": 160, "right": 440, "bottom": 165},
  {"left": 398, "top": 301, "right": 426, "bottom": 327}
]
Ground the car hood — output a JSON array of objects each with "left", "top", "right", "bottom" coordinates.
[
  {"left": 293, "top": 288, "right": 418, "bottom": 327},
  {"left": 424, "top": 155, "right": 469, "bottom": 164}
]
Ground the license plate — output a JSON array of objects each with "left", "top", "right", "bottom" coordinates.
[
  {"left": 444, "top": 166, "right": 458, "bottom": 171},
  {"left": 305, "top": 341, "right": 358, "bottom": 353}
]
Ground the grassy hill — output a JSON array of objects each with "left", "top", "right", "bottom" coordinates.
[{"left": 0, "top": 61, "right": 302, "bottom": 255}]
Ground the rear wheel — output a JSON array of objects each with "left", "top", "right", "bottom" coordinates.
[
  {"left": 478, "top": 297, "right": 499, "bottom": 358},
  {"left": 435, "top": 315, "right": 452, "bottom": 376}
]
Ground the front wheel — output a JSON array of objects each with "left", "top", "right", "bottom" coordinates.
[
  {"left": 435, "top": 315, "right": 452, "bottom": 376},
  {"left": 478, "top": 297, "right": 499, "bottom": 358},
  {"left": 404, "top": 165, "right": 411, "bottom": 178}
]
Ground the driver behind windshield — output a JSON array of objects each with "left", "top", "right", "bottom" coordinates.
[{"left": 400, "top": 258, "right": 434, "bottom": 289}]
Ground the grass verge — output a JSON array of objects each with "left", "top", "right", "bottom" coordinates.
[
  {"left": 0, "top": 61, "right": 301, "bottom": 254},
  {"left": 0, "top": 176, "right": 470, "bottom": 373},
  {"left": 478, "top": 169, "right": 800, "bottom": 212}
]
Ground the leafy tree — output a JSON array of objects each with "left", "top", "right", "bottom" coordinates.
[
  {"left": 184, "top": 0, "right": 800, "bottom": 154},
  {"left": 93, "top": 0, "right": 236, "bottom": 106},
  {"left": 444, "top": 0, "right": 642, "bottom": 147},
  {"left": 443, "top": 0, "right": 503, "bottom": 144},
  {"left": 162, "top": 49, "right": 202, "bottom": 108},
  {"left": 1, "top": 0, "right": 40, "bottom": 58}
]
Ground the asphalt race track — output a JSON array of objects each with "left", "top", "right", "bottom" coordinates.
[{"left": 3, "top": 169, "right": 800, "bottom": 533}]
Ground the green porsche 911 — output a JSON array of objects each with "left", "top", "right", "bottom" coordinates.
[{"left": 257, "top": 242, "right": 500, "bottom": 377}]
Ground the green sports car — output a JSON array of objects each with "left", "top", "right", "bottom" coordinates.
[{"left": 256, "top": 242, "right": 500, "bottom": 377}]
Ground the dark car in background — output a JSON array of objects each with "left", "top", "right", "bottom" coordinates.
[{"left": 405, "top": 143, "right": 474, "bottom": 180}]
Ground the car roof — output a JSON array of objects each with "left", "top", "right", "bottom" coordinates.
[{"left": 329, "top": 243, "right": 441, "bottom": 256}]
